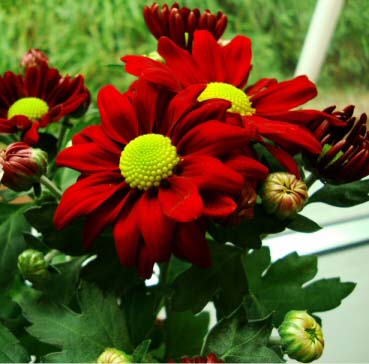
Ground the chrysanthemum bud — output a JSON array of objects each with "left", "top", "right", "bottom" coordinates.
[
  {"left": 97, "top": 348, "right": 132, "bottom": 364},
  {"left": 278, "top": 310, "right": 324, "bottom": 363},
  {"left": 0, "top": 142, "right": 48, "bottom": 191},
  {"left": 20, "top": 48, "right": 49, "bottom": 69},
  {"left": 261, "top": 172, "right": 308, "bottom": 219},
  {"left": 17, "top": 249, "right": 49, "bottom": 284}
]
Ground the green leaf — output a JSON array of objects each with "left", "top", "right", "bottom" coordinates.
[
  {"left": 208, "top": 206, "right": 288, "bottom": 249},
  {"left": 287, "top": 214, "right": 322, "bottom": 233},
  {"left": 165, "top": 311, "right": 209, "bottom": 359},
  {"left": 0, "top": 204, "right": 29, "bottom": 292},
  {"left": 202, "top": 305, "right": 283, "bottom": 363},
  {"left": 0, "top": 294, "right": 22, "bottom": 330},
  {"left": 171, "top": 243, "right": 247, "bottom": 314},
  {"left": 123, "top": 285, "right": 157, "bottom": 346},
  {"left": 243, "top": 248, "right": 355, "bottom": 325},
  {"left": 308, "top": 180, "right": 369, "bottom": 207},
  {"left": 132, "top": 339, "right": 152, "bottom": 363},
  {"left": 0, "top": 322, "right": 29, "bottom": 363},
  {"left": 21, "top": 282, "right": 133, "bottom": 362},
  {"left": 24, "top": 203, "right": 86, "bottom": 256},
  {"left": 81, "top": 234, "right": 142, "bottom": 296},
  {"left": 41, "top": 256, "right": 87, "bottom": 305},
  {"left": 303, "top": 278, "right": 356, "bottom": 312}
]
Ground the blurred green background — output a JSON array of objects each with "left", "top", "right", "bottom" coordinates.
[{"left": 0, "top": 0, "right": 368, "bottom": 111}]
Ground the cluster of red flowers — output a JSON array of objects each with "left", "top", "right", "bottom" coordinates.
[{"left": 1, "top": 3, "right": 367, "bottom": 279}]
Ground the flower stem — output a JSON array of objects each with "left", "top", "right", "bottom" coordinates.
[
  {"left": 40, "top": 175, "right": 63, "bottom": 199},
  {"left": 57, "top": 117, "right": 72, "bottom": 151},
  {"left": 305, "top": 173, "right": 318, "bottom": 189}
]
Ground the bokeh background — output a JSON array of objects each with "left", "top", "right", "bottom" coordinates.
[
  {"left": 1, "top": 0, "right": 368, "bottom": 362},
  {"left": 1, "top": 0, "right": 368, "bottom": 111}
]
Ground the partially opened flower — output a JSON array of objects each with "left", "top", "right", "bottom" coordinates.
[
  {"left": 304, "top": 105, "right": 369, "bottom": 184},
  {"left": 20, "top": 48, "right": 49, "bottom": 69},
  {"left": 0, "top": 142, "right": 48, "bottom": 192},
  {"left": 0, "top": 63, "right": 90, "bottom": 145},
  {"left": 144, "top": 3, "right": 227, "bottom": 51},
  {"left": 54, "top": 81, "right": 268, "bottom": 278},
  {"left": 123, "top": 30, "right": 344, "bottom": 177}
]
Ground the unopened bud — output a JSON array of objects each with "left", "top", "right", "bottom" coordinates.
[
  {"left": 17, "top": 249, "right": 49, "bottom": 284},
  {"left": 261, "top": 172, "right": 308, "bottom": 219},
  {"left": 97, "top": 348, "right": 132, "bottom": 364},
  {"left": 0, "top": 142, "right": 48, "bottom": 191},
  {"left": 278, "top": 310, "right": 324, "bottom": 363},
  {"left": 20, "top": 48, "right": 49, "bottom": 69}
]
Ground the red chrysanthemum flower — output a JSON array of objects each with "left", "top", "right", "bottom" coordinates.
[
  {"left": 123, "top": 30, "right": 344, "bottom": 177},
  {"left": 144, "top": 3, "right": 227, "bottom": 51},
  {"left": 305, "top": 105, "right": 369, "bottom": 183},
  {"left": 54, "top": 81, "right": 268, "bottom": 278},
  {"left": 169, "top": 353, "right": 224, "bottom": 363},
  {"left": 0, "top": 63, "right": 90, "bottom": 145}
]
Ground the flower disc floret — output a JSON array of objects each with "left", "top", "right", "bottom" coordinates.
[
  {"left": 8, "top": 97, "right": 49, "bottom": 121},
  {"left": 198, "top": 82, "right": 255, "bottom": 116},
  {"left": 120, "top": 133, "right": 180, "bottom": 190}
]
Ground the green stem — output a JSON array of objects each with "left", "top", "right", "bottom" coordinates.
[
  {"left": 57, "top": 117, "right": 71, "bottom": 151},
  {"left": 40, "top": 175, "right": 63, "bottom": 199},
  {"left": 305, "top": 173, "right": 318, "bottom": 189}
]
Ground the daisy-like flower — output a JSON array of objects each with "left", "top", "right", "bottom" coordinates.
[
  {"left": 123, "top": 30, "right": 343, "bottom": 177},
  {"left": 54, "top": 81, "right": 268, "bottom": 278},
  {"left": 144, "top": 3, "right": 227, "bottom": 51},
  {"left": 0, "top": 63, "right": 90, "bottom": 145},
  {"left": 305, "top": 105, "right": 369, "bottom": 184}
]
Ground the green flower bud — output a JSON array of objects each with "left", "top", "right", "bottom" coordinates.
[
  {"left": 17, "top": 249, "right": 49, "bottom": 284},
  {"left": 97, "top": 348, "right": 132, "bottom": 364},
  {"left": 261, "top": 172, "right": 308, "bottom": 219},
  {"left": 0, "top": 142, "right": 48, "bottom": 192},
  {"left": 278, "top": 310, "right": 324, "bottom": 363}
]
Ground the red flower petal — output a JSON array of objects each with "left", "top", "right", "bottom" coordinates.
[
  {"left": 177, "top": 121, "right": 249, "bottom": 157},
  {"left": 158, "top": 36, "right": 208, "bottom": 86},
  {"left": 159, "top": 175, "right": 203, "bottom": 222},
  {"left": 257, "top": 109, "right": 346, "bottom": 127},
  {"left": 180, "top": 155, "right": 244, "bottom": 194},
  {"left": 82, "top": 187, "right": 132, "bottom": 248},
  {"left": 250, "top": 75, "right": 317, "bottom": 112},
  {"left": 202, "top": 194, "right": 237, "bottom": 217},
  {"left": 169, "top": 97, "right": 230, "bottom": 145},
  {"left": 174, "top": 221, "right": 211, "bottom": 267},
  {"left": 192, "top": 30, "right": 226, "bottom": 82},
  {"left": 248, "top": 115, "right": 322, "bottom": 154},
  {"left": 122, "top": 55, "right": 182, "bottom": 92},
  {"left": 113, "top": 195, "right": 141, "bottom": 267},
  {"left": 263, "top": 143, "right": 301, "bottom": 178},
  {"left": 137, "top": 191, "right": 175, "bottom": 262},
  {"left": 56, "top": 143, "right": 119, "bottom": 174},
  {"left": 98, "top": 85, "right": 139, "bottom": 145},
  {"left": 225, "top": 155, "right": 269, "bottom": 180},
  {"left": 54, "top": 172, "right": 124, "bottom": 229},
  {"left": 222, "top": 35, "right": 252, "bottom": 88},
  {"left": 245, "top": 78, "right": 278, "bottom": 96}
]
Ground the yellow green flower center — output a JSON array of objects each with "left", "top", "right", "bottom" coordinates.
[
  {"left": 8, "top": 97, "right": 49, "bottom": 121},
  {"left": 198, "top": 82, "right": 255, "bottom": 116},
  {"left": 119, "top": 133, "right": 180, "bottom": 190}
]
